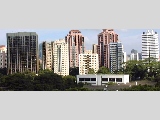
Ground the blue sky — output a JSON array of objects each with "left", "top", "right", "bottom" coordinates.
[{"left": 0, "top": 29, "right": 160, "bottom": 54}]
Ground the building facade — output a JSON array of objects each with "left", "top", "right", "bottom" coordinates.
[
  {"left": 79, "top": 50, "right": 99, "bottom": 75},
  {"left": 42, "top": 41, "right": 52, "bottom": 70},
  {"left": 0, "top": 45, "right": 7, "bottom": 68},
  {"left": 65, "top": 30, "right": 85, "bottom": 68},
  {"left": 92, "top": 44, "right": 98, "bottom": 54},
  {"left": 39, "top": 42, "right": 43, "bottom": 60},
  {"left": 7, "top": 32, "right": 39, "bottom": 74},
  {"left": 52, "top": 39, "right": 69, "bottom": 76},
  {"left": 109, "top": 42, "right": 124, "bottom": 73},
  {"left": 77, "top": 74, "right": 129, "bottom": 86},
  {"left": 142, "top": 30, "right": 159, "bottom": 61},
  {"left": 129, "top": 49, "right": 139, "bottom": 61},
  {"left": 97, "top": 29, "right": 119, "bottom": 68}
]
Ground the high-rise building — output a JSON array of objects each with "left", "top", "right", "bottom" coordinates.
[
  {"left": 92, "top": 44, "right": 98, "bottom": 54},
  {"left": 142, "top": 30, "right": 159, "bottom": 61},
  {"left": 0, "top": 45, "right": 7, "bottom": 68},
  {"left": 52, "top": 39, "right": 69, "bottom": 76},
  {"left": 97, "top": 29, "right": 119, "bottom": 68},
  {"left": 109, "top": 42, "right": 124, "bottom": 73},
  {"left": 7, "top": 32, "right": 39, "bottom": 74},
  {"left": 79, "top": 50, "right": 99, "bottom": 75},
  {"left": 65, "top": 30, "right": 85, "bottom": 68},
  {"left": 42, "top": 41, "right": 52, "bottom": 70},
  {"left": 39, "top": 42, "right": 43, "bottom": 60}
]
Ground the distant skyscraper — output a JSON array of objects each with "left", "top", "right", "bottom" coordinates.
[
  {"left": 42, "top": 41, "right": 52, "bottom": 70},
  {"left": 0, "top": 45, "right": 7, "bottom": 68},
  {"left": 52, "top": 39, "right": 69, "bottom": 76},
  {"left": 79, "top": 50, "right": 99, "bottom": 75},
  {"left": 131, "top": 49, "right": 138, "bottom": 54},
  {"left": 7, "top": 32, "right": 39, "bottom": 74},
  {"left": 142, "top": 30, "right": 159, "bottom": 61},
  {"left": 130, "top": 49, "right": 139, "bottom": 61},
  {"left": 97, "top": 29, "right": 119, "bottom": 68},
  {"left": 65, "top": 30, "right": 85, "bottom": 68},
  {"left": 109, "top": 42, "right": 124, "bottom": 73}
]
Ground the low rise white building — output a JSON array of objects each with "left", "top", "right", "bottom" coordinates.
[{"left": 77, "top": 74, "right": 129, "bottom": 86}]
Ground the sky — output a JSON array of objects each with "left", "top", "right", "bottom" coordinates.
[{"left": 1, "top": 29, "right": 160, "bottom": 55}]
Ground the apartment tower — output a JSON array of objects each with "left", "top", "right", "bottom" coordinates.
[
  {"left": 42, "top": 41, "right": 52, "bottom": 70},
  {"left": 7, "top": 32, "right": 39, "bottom": 74},
  {"left": 109, "top": 42, "right": 124, "bottom": 73},
  {"left": 79, "top": 50, "right": 99, "bottom": 75},
  {"left": 65, "top": 30, "right": 85, "bottom": 68},
  {"left": 52, "top": 39, "right": 69, "bottom": 76},
  {"left": 142, "top": 30, "right": 159, "bottom": 61},
  {"left": 0, "top": 45, "right": 7, "bottom": 68},
  {"left": 97, "top": 29, "right": 119, "bottom": 68}
]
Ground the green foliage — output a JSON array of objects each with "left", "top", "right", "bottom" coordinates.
[
  {"left": 34, "top": 71, "right": 64, "bottom": 91},
  {"left": 4, "top": 73, "right": 34, "bottom": 91},
  {"left": 121, "top": 84, "right": 160, "bottom": 91},
  {"left": 121, "top": 59, "right": 160, "bottom": 81},
  {"left": 88, "top": 68, "right": 95, "bottom": 74},
  {"left": 69, "top": 67, "right": 79, "bottom": 76},
  {"left": 0, "top": 69, "right": 87, "bottom": 91},
  {"left": 106, "top": 82, "right": 116, "bottom": 85},
  {"left": 97, "top": 66, "right": 110, "bottom": 74},
  {"left": 63, "top": 75, "right": 77, "bottom": 89}
]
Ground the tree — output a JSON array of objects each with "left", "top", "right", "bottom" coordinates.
[
  {"left": 69, "top": 67, "right": 79, "bottom": 76},
  {"left": 97, "top": 66, "right": 110, "bottom": 74},
  {"left": 63, "top": 75, "right": 77, "bottom": 90},
  {"left": 4, "top": 73, "right": 34, "bottom": 91},
  {"left": 122, "top": 60, "right": 148, "bottom": 81},
  {"left": 88, "top": 68, "right": 95, "bottom": 74},
  {"left": 34, "top": 71, "right": 64, "bottom": 91},
  {"left": 154, "top": 73, "right": 160, "bottom": 87}
]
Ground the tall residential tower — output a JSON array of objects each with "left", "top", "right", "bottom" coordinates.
[
  {"left": 7, "top": 32, "right": 39, "bottom": 74},
  {"left": 65, "top": 30, "right": 85, "bottom": 68},
  {"left": 142, "top": 30, "right": 159, "bottom": 61},
  {"left": 97, "top": 29, "right": 119, "bottom": 68}
]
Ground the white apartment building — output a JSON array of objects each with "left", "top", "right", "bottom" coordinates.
[
  {"left": 42, "top": 41, "right": 52, "bottom": 70},
  {"left": 52, "top": 39, "right": 69, "bottom": 76},
  {"left": 0, "top": 45, "right": 7, "bottom": 68},
  {"left": 79, "top": 50, "right": 99, "bottom": 75},
  {"left": 142, "top": 30, "right": 159, "bottom": 61}
]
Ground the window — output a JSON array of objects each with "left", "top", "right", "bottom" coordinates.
[
  {"left": 116, "top": 78, "right": 122, "bottom": 82},
  {"left": 102, "top": 78, "right": 108, "bottom": 81},
  {"left": 109, "top": 78, "right": 115, "bottom": 82},
  {"left": 79, "top": 78, "right": 84, "bottom": 81},
  {"left": 85, "top": 78, "right": 90, "bottom": 81},
  {"left": 91, "top": 78, "right": 96, "bottom": 81}
]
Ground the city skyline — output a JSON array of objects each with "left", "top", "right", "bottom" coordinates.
[{"left": 1, "top": 29, "right": 160, "bottom": 54}]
